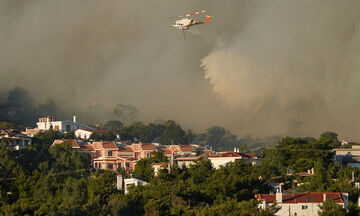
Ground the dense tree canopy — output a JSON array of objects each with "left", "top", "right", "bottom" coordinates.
[{"left": 1, "top": 128, "right": 360, "bottom": 215}]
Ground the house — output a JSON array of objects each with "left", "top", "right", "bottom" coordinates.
[
  {"left": 157, "top": 145, "right": 173, "bottom": 159},
  {"left": 239, "top": 153, "right": 264, "bottom": 166},
  {"left": 75, "top": 128, "right": 107, "bottom": 140},
  {"left": 169, "top": 144, "right": 196, "bottom": 155},
  {"left": 25, "top": 116, "right": 94, "bottom": 134},
  {"left": 131, "top": 143, "right": 157, "bottom": 160},
  {"left": 256, "top": 192, "right": 349, "bottom": 216},
  {"left": 153, "top": 162, "right": 170, "bottom": 176},
  {"left": 333, "top": 145, "right": 360, "bottom": 168},
  {"left": 92, "top": 141, "right": 137, "bottom": 172},
  {"left": 93, "top": 141, "right": 121, "bottom": 170},
  {"left": 0, "top": 129, "right": 32, "bottom": 150},
  {"left": 123, "top": 177, "right": 148, "bottom": 194},
  {"left": 208, "top": 152, "right": 244, "bottom": 169},
  {"left": 173, "top": 155, "right": 201, "bottom": 168}
]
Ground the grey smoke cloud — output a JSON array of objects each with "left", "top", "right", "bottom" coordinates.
[
  {"left": 202, "top": 0, "right": 360, "bottom": 139},
  {"left": 1, "top": 0, "right": 360, "bottom": 139}
]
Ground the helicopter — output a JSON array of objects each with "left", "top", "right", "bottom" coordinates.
[{"left": 171, "top": 10, "right": 212, "bottom": 39}]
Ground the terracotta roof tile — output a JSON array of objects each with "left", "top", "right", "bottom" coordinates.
[
  {"left": 118, "top": 146, "right": 134, "bottom": 152},
  {"left": 243, "top": 153, "right": 257, "bottom": 158},
  {"left": 79, "top": 144, "right": 94, "bottom": 151},
  {"left": 179, "top": 145, "right": 195, "bottom": 152},
  {"left": 101, "top": 141, "right": 118, "bottom": 149},
  {"left": 141, "top": 143, "right": 157, "bottom": 151},
  {"left": 211, "top": 152, "right": 241, "bottom": 158},
  {"left": 159, "top": 148, "right": 172, "bottom": 155}
]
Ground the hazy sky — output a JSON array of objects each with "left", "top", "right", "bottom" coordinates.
[{"left": 2, "top": 0, "right": 360, "bottom": 139}]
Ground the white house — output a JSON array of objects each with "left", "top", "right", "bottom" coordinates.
[
  {"left": 0, "top": 129, "right": 32, "bottom": 150},
  {"left": 123, "top": 177, "right": 148, "bottom": 194},
  {"left": 257, "top": 192, "right": 348, "bottom": 216},
  {"left": 208, "top": 152, "right": 244, "bottom": 169},
  {"left": 333, "top": 145, "right": 360, "bottom": 168},
  {"left": 75, "top": 128, "right": 107, "bottom": 140},
  {"left": 25, "top": 116, "right": 94, "bottom": 134}
]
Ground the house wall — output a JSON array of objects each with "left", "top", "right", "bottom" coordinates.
[
  {"left": 37, "top": 120, "right": 93, "bottom": 133},
  {"left": 209, "top": 157, "right": 239, "bottom": 169},
  {"left": 175, "top": 160, "right": 196, "bottom": 168},
  {"left": 334, "top": 148, "right": 360, "bottom": 167},
  {"left": 260, "top": 202, "right": 344, "bottom": 216},
  {"left": 75, "top": 130, "right": 92, "bottom": 139}
]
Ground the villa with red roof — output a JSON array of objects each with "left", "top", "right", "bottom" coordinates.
[
  {"left": 169, "top": 144, "right": 196, "bottom": 155},
  {"left": 257, "top": 192, "right": 348, "bottom": 216},
  {"left": 131, "top": 143, "right": 157, "bottom": 160},
  {"left": 208, "top": 152, "right": 245, "bottom": 169},
  {"left": 92, "top": 141, "right": 136, "bottom": 172}
]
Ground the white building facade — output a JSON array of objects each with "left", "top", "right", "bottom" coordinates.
[
  {"left": 257, "top": 192, "right": 348, "bottom": 216},
  {"left": 27, "top": 116, "right": 94, "bottom": 134}
]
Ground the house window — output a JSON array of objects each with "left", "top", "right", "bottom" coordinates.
[
  {"left": 55, "top": 125, "right": 59, "bottom": 130},
  {"left": 108, "top": 163, "right": 113, "bottom": 169},
  {"left": 66, "top": 125, "right": 71, "bottom": 131},
  {"left": 126, "top": 162, "right": 130, "bottom": 168},
  {"left": 108, "top": 151, "right": 113, "bottom": 156},
  {"left": 147, "top": 152, "right": 152, "bottom": 158},
  {"left": 306, "top": 198, "right": 312, "bottom": 202},
  {"left": 118, "top": 162, "right": 122, "bottom": 168},
  {"left": 302, "top": 205, "right": 308, "bottom": 210}
]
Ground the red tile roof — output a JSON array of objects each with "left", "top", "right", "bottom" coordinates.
[
  {"left": 242, "top": 153, "right": 257, "bottom": 158},
  {"left": 211, "top": 152, "right": 242, "bottom": 158},
  {"left": 141, "top": 143, "right": 157, "bottom": 151},
  {"left": 118, "top": 146, "right": 134, "bottom": 152},
  {"left": 179, "top": 145, "right": 195, "bottom": 152},
  {"left": 159, "top": 148, "right": 172, "bottom": 155},
  {"left": 101, "top": 141, "right": 118, "bottom": 149},
  {"left": 79, "top": 144, "right": 94, "bottom": 151},
  {"left": 257, "top": 192, "right": 345, "bottom": 204}
]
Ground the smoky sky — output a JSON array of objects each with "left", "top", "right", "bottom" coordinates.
[{"left": 1, "top": 0, "right": 360, "bottom": 140}]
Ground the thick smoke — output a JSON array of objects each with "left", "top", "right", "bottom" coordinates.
[
  {"left": 1, "top": 0, "right": 360, "bottom": 139},
  {"left": 202, "top": 0, "right": 360, "bottom": 139}
]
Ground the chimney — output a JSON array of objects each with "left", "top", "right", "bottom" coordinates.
[
  {"left": 276, "top": 190, "right": 282, "bottom": 203},
  {"left": 73, "top": 115, "right": 76, "bottom": 123},
  {"left": 234, "top": 147, "right": 237, "bottom": 152},
  {"left": 117, "top": 134, "right": 120, "bottom": 139},
  {"left": 323, "top": 193, "right": 326, "bottom": 202}
]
